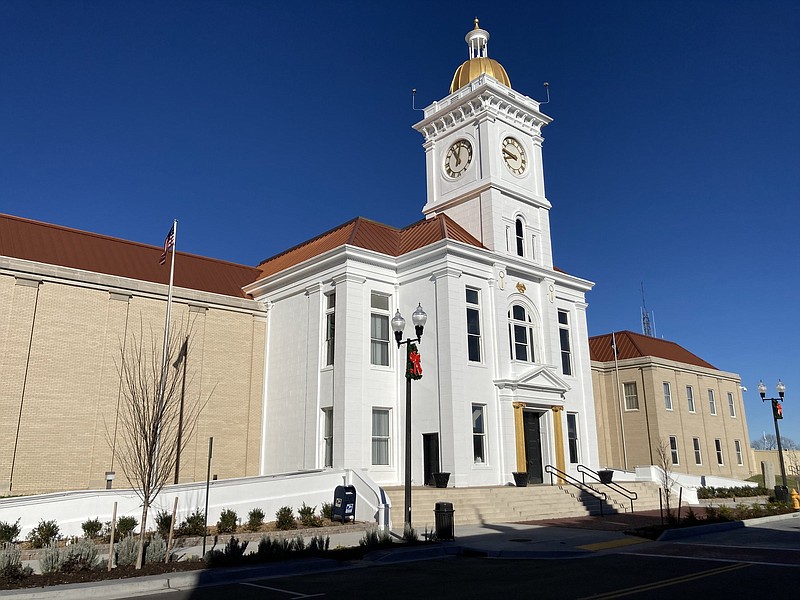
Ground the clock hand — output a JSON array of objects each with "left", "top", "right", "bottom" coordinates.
[{"left": 503, "top": 148, "right": 518, "bottom": 160}]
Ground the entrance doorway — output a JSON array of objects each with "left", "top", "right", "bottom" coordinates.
[
  {"left": 422, "top": 433, "right": 440, "bottom": 486},
  {"left": 522, "top": 411, "right": 543, "bottom": 484}
]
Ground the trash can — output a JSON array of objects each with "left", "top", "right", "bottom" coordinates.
[
  {"left": 434, "top": 501, "right": 455, "bottom": 540},
  {"left": 332, "top": 485, "right": 356, "bottom": 522}
]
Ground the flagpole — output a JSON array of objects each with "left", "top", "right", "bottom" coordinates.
[
  {"left": 612, "top": 331, "right": 628, "bottom": 470},
  {"left": 156, "top": 219, "right": 177, "bottom": 479}
]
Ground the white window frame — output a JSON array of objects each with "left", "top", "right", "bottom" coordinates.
[
  {"left": 663, "top": 382, "right": 673, "bottom": 411},
  {"left": 708, "top": 389, "right": 717, "bottom": 415},
  {"left": 728, "top": 392, "right": 736, "bottom": 417},
  {"left": 514, "top": 218, "right": 525, "bottom": 257},
  {"left": 669, "top": 435, "right": 679, "bottom": 465},
  {"left": 466, "top": 288, "right": 482, "bottom": 363},
  {"left": 734, "top": 439, "right": 743, "bottom": 465},
  {"left": 323, "top": 292, "right": 335, "bottom": 367},
  {"left": 370, "top": 292, "right": 390, "bottom": 367},
  {"left": 567, "top": 413, "right": 580, "bottom": 464},
  {"left": 472, "top": 404, "right": 487, "bottom": 464},
  {"left": 558, "top": 310, "right": 573, "bottom": 376},
  {"left": 687, "top": 386, "right": 695, "bottom": 413},
  {"left": 693, "top": 437, "right": 702, "bottom": 465},
  {"left": 322, "top": 408, "right": 333, "bottom": 467},
  {"left": 623, "top": 382, "right": 639, "bottom": 411},
  {"left": 508, "top": 304, "right": 536, "bottom": 363},
  {"left": 371, "top": 408, "right": 391, "bottom": 466},
  {"left": 715, "top": 438, "right": 724, "bottom": 465}
]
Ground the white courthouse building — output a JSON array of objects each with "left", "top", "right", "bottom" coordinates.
[
  {"left": 0, "top": 21, "right": 598, "bottom": 496},
  {"left": 245, "top": 21, "right": 598, "bottom": 488}
]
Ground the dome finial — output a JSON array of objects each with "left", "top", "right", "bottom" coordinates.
[{"left": 474, "top": 17, "right": 480, "bottom": 30}]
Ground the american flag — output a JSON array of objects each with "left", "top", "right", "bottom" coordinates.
[{"left": 159, "top": 225, "right": 175, "bottom": 265}]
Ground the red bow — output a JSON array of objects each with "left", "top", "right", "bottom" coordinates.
[{"left": 407, "top": 345, "right": 423, "bottom": 380}]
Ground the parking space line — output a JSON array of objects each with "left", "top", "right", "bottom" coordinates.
[{"left": 241, "top": 581, "right": 326, "bottom": 598}]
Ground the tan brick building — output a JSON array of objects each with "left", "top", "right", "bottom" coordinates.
[
  {"left": 590, "top": 331, "right": 753, "bottom": 479},
  {"left": 0, "top": 214, "right": 268, "bottom": 494}
]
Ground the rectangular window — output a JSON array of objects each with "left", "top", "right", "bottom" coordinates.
[
  {"left": 324, "top": 293, "right": 335, "bottom": 367},
  {"left": 734, "top": 440, "right": 743, "bottom": 465},
  {"left": 663, "top": 382, "right": 673, "bottom": 411},
  {"left": 669, "top": 436, "right": 679, "bottom": 465},
  {"left": 715, "top": 439, "right": 724, "bottom": 465},
  {"left": 693, "top": 437, "right": 702, "bottom": 465},
  {"left": 728, "top": 392, "right": 736, "bottom": 417},
  {"left": 623, "top": 382, "right": 639, "bottom": 410},
  {"left": 371, "top": 409, "right": 390, "bottom": 466},
  {"left": 466, "top": 288, "right": 482, "bottom": 363},
  {"left": 370, "top": 293, "right": 390, "bottom": 366},
  {"left": 558, "top": 310, "right": 573, "bottom": 376},
  {"left": 472, "top": 404, "right": 486, "bottom": 464},
  {"left": 708, "top": 389, "right": 717, "bottom": 415},
  {"left": 567, "top": 413, "right": 580, "bottom": 464},
  {"left": 686, "top": 386, "right": 695, "bottom": 413},
  {"left": 322, "top": 408, "right": 333, "bottom": 467}
]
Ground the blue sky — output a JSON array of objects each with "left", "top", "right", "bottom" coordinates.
[{"left": 2, "top": 1, "right": 798, "bottom": 446}]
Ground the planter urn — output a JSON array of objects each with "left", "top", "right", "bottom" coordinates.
[
  {"left": 512, "top": 472, "right": 529, "bottom": 487},
  {"left": 433, "top": 472, "right": 450, "bottom": 488},
  {"left": 598, "top": 470, "right": 614, "bottom": 484}
]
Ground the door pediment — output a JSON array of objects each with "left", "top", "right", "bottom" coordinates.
[{"left": 494, "top": 365, "right": 570, "bottom": 396}]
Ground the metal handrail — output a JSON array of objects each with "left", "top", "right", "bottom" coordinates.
[
  {"left": 544, "top": 464, "right": 606, "bottom": 516},
  {"left": 576, "top": 465, "right": 638, "bottom": 513}
]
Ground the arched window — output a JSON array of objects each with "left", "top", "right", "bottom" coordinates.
[
  {"left": 515, "top": 218, "right": 525, "bottom": 257},
  {"left": 508, "top": 304, "right": 535, "bottom": 362}
]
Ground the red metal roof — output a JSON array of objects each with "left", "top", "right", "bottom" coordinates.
[
  {"left": 588, "top": 330, "right": 716, "bottom": 370},
  {"left": 0, "top": 214, "right": 261, "bottom": 299},
  {"left": 255, "top": 214, "right": 485, "bottom": 279}
]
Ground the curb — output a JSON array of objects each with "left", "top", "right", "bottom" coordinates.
[{"left": 656, "top": 511, "right": 797, "bottom": 542}]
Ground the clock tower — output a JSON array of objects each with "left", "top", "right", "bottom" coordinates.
[{"left": 413, "top": 20, "right": 555, "bottom": 268}]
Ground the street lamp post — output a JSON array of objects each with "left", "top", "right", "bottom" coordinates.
[
  {"left": 391, "top": 303, "right": 427, "bottom": 532},
  {"left": 758, "top": 379, "right": 788, "bottom": 502}
]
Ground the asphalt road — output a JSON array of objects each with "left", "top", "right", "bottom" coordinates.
[{"left": 126, "top": 519, "right": 800, "bottom": 600}]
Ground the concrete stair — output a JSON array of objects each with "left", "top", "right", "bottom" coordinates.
[{"left": 383, "top": 481, "right": 666, "bottom": 530}]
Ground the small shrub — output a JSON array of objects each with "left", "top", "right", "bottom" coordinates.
[
  {"left": 115, "top": 535, "right": 139, "bottom": 567},
  {"left": 308, "top": 534, "right": 330, "bottom": 554},
  {"left": 206, "top": 536, "right": 249, "bottom": 567},
  {"left": 246, "top": 508, "right": 265, "bottom": 532},
  {"left": 62, "top": 538, "right": 99, "bottom": 572},
  {"left": 320, "top": 502, "right": 333, "bottom": 520},
  {"left": 360, "top": 526, "right": 392, "bottom": 548},
  {"left": 298, "top": 503, "right": 323, "bottom": 528},
  {"left": 256, "top": 535, "right": 294, "bottom": 560},
  {"left": 683, "top": 507, "right": 699, "bottom": 524},
  {"left": 39, "top": 542, "right": 63, "bottom": 574},
  {"left": 0, "top": 519, "right": 21, "bottom": 544},
  {"left": 275, "top": 506, "right": 296, "bottom": 531},
  {"left": 293, "top": 535, "right": 306, "bottom": 552},
  {"left": 0, "top": 542, "right": 33, "bottom": 579},
  {"left": 179, "top": 509, "right": 207, "bottom": 536},
  {"left": 717, "top": 505, "right": 735, "bottom": 521},
  {"left": 145, "top": 533, "right": 167, "bottom": 564},
  {"left": 26, "top": 519, "right": 60, "bottom": 548},
  {"left": 81, "top": 517, "right": 103, "bottom": 539},
  {"left": 216, "top": 509, "right": 238, "bottom": 534},
  {"left": 116, "top": 515, "right": 138, "bottom": 538},
  {"left": 154, "top": 510, "right": 173, "bottom": 539},
  {"left": 402, "top": 524, "right": 418, "bottom": 542}
]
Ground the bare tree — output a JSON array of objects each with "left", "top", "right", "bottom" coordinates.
[
  {"left": 655, "top": 438, "right": 675, "bottom": 519},
  {"left": 109, "top": 322, "right": 208, "bottom": 569},
  {"left": 752, "top": 433, "right": 798, "bottom": 451}
]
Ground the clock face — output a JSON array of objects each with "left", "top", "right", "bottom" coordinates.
[
  {"left": 444, "top": 139, "right": 472, "bottom": 178},
  {"left": 502, "top": 137, "right": 527, "bottom": 175}
]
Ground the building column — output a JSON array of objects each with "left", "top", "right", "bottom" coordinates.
[
  {"left": 513, "top": 402, "right": 526, "bottom": 472},
  {"left": 552, "top": 406, "right": 566, "bottom": 475}
]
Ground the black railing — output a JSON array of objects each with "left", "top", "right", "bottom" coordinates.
[
  {"left": 544, "top": 464, "right": 606, "bottom": 516},
  {"left": 576, "top": 465, "right": 638, "bottom": 513}
]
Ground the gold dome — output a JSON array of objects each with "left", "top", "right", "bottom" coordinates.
[{"left": 449, "top": 19, "right": 511, "bottom": 94}]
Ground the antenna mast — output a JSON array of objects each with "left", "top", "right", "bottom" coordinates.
[{"left": 640, "top": 282, "right": 654, "bottom": 337}]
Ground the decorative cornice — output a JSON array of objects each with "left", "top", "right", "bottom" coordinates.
[{"left": 413, "top": 75, "right": 552, "bottom": 143}]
